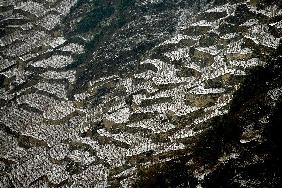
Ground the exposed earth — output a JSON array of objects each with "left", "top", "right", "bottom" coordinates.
[{"left": 0, "top": 0, "right": 282, "bottom": 187}]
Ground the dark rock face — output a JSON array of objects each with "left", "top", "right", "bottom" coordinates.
[
  {"left": 0, "top": 0, "right": 281, "bottom": 187},
  {"left": 135, "top": 51, "right": 282, "bottom": 187}
]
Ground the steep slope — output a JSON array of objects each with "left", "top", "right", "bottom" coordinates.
[{"left": 0, "top": 0, "right": 281, "bottom": 187}]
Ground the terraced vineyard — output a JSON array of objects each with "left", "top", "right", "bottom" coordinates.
[{"left": 1, "top": 0, "right": 282, "bottom": 187}]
